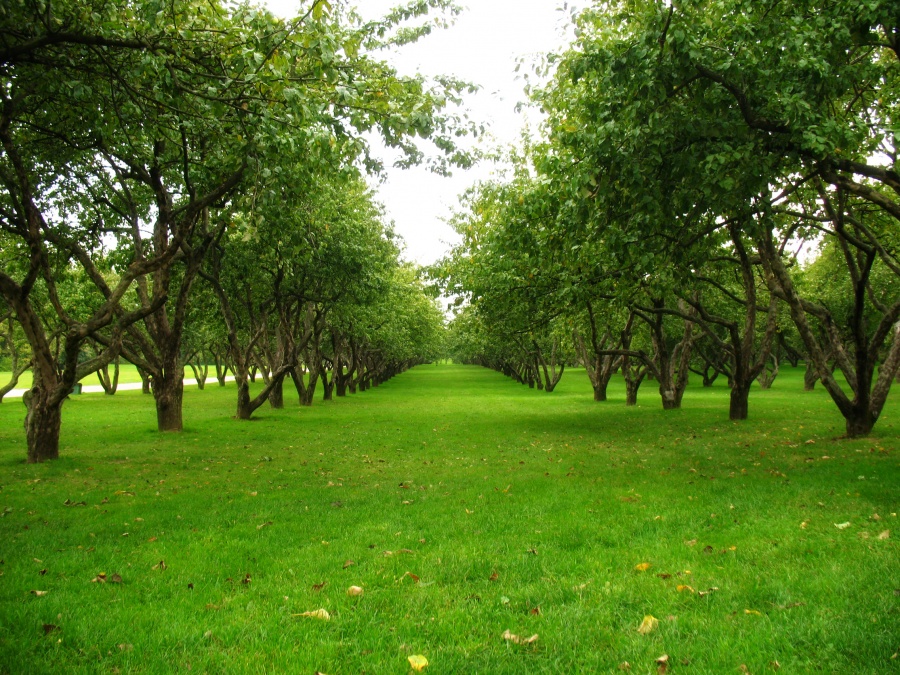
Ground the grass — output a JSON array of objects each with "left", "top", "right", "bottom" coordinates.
[
  {"left": 1, "top": 364, "right": 208, "bottom": 392},
  {"left": 0, "top": 364, "right": 897, "bottom": 674}
]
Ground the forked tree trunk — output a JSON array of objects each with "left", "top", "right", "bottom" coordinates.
[
  {"left": 269, "top": 375, "right": 285, "bottom": 409},
  {"left": 97, "top": 357, "right": 120, "bottom": 395}
]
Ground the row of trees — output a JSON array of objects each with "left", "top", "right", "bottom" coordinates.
[
  {"left": 1, "top": 0, "right": 458, "bottom": 462},
  {"left": 435, "top": 0, "right": 900, "bottom": 438}
]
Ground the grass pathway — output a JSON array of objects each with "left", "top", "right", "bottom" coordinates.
[{"left": 0, "top": 364, "right": 897, "bottom": 673}]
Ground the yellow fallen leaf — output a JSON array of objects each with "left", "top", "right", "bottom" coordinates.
[
  {"left": 637, "top": 615, "right": 658, "bottom": 635},
  {"left": 294, "top": 609, "right": 330, "bottom": 620},
  {"left": 834, "top": 522, "right": 851, "bottom": 530},
  {"left": 635, "top": 562, "right": 651, "bottom": 572},
  {"left": 744, "top": 609, "right": 761, "bottom": 616},
  {"left": 676, "top": 585, "right": 695, "bottom": 593},
  {"left": 878, "top": 530, "right": 890, "bottom": 540},
  {"left": 30, "top": 590, "right": 48, "bottom": 597},
  {"left": 408, "top": 654, "right": 428, "bottom": 671},
  {"left": 347, "top": 586, "right": 363, "bottom": 596},
  {"left": 502, "top": 629, "right": 539, "bottom": 645}
]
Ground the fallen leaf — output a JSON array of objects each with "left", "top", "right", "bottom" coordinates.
[
  {"left": 489, "top": 571, "right": 499, "bottom": 582},
  {"left": 698, "top": 587, "right": 719, "bottom": 597},
  {"left": 294, "top": 609, "right": 330, "bottom": 620},
  {"left": 770, "top": 660, "right": 781, "bottom": 670},
  {"left": 878, "top": 530, "right": 890, "bottom": 540},
  {"left": 502, "top": 629, "right": 539, "bottom": 645},
  {"left": 147, "top": 537, "right": 157, "bottom": 542},
  {"left": 91, "top": 573, "right": 107, "bottom": 583},
  {"left": 403, "top": 572, "right": 420, "bottom": 583},
  {"left": 117, "top": 643, "right": 133, "bottom": 652},
  {"left": 656, "top": 654, "right": 669, "bottom": 674},
  {"left": 529, "top": 606, "right": 541, "bottom": 615},
  {"left": 110, "top": 573, "right": 122, "bottom": 584},
  {"left": 618, "top": 663, "right": 631, "bottom": 671},
  {"left": 800, "top": 521, "right": 808, "bottom": 529},
  {"left": 152, "top": 560, "right": 167, "bottom": 571},
  {"left": 42, "top": 624, "right": 59, "bottom": 635},
  {"left": 408, "top": 654, "right": 428, "bottom": 671},
  {"left": 343, "top": 560, "right": 355, "bottom": 569},
  {"left": 702, "top": 545, "right": 714, "bottom": 554},
  {"left": 744, "top": 609, "right": 762, "bottom": 616},
  {"left": 834, "top": 522, "right": 851, "bottom": 530},
  {"left": 676, "top": 585, "right": 695, "bottom": 593},
  {"left": 635, "top": 562, "right": 652, "bottom": 572},
  {"left": 39, "top": 569, "right": 47, "bottom": 576},
  {"left": 256, "top": 521, "right": 273, "bottom": 530},
  {"left": 30, "top": 590, "right": 48, "bottom": 596},
  {"left": 656, "top": 573, "right": 672, "bottom": 580},
  {"left": 397, "top": 549, "right": 415, "bottom": 555},
  {"left": 684, "top": 539, "right": 697, "bottom": 547},
  {"left": 347, "top": 586, "right": 363, "bottom": 596},
  {"left": 241, "top": 573, "right": 251, "bottom": 585},
  {"left": 637, "top": 615, "right": 658, "bottom": 635},
  {"left": 312, "top": 581, "right": 326, "bottom": 591}
]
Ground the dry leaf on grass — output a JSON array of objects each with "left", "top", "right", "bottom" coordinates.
[
  {"left": 744, "top": 609, "right": 762, "bottom": 616},
  {"left": 293, "top": 608, "right": 330, "bottom": 620},
  {"left": 834, "top": 522, "right": 851, "bottom": 530},
  {"left": 676, "top": 585, "right": 695, "bottom": 593},
  {"left": 635, "top": 562, "right": 651, "bottom": 572},
  {"left": 343, "top": 560, "right": 355, "bottom": 569},
  {"left": 878, "top": 530, "right": 890, "bottom": 540},
  {"left": 656, "top": 654, "right": 669, "bottom": 674},
  {"left": 637, "top": 615, "right": 658, "bottom": 635},
  {"left": 42, "top": 624, "right": 59, "bottom": 635},
  {"left": 30, "top": 590, "right": 48, "bottom": 596},
  {"left": 408, "top": 654, "right": 428, "bottom": 671},
  {"left": 347, "top": 586, "right": 363, "bottom": 597},
  {"left": 152, "top": 560, "right": 167, "bottom": 571},
  {"left": 502, "top": 629, "right": 538, "bottom": 645}
]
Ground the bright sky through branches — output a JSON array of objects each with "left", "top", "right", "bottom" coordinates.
[{"left": 264, "top": 0, "right": 581, "bottom": 265}]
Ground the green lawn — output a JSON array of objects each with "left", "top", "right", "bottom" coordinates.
[
  {"left": 0, "top": 365, "right": 897, "bottom": 673},
  {"left": 1, "top": 364, "right": 208, "bottom": 392}
]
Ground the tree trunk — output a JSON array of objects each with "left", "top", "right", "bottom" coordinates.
[
  {"left": 97, "top": 357, "right": 120, "bottom": 395},
  {"left": 23, "top": 391, "right": 62, "bottom": 463},
  {"left": 153, "top": 366, "right": 184, "bottom": 432},
  {"left": 845, "top": 409, "right": 876, "bottom": 438},
  {"left": 268, "top": 374, "right": 284, "bottom": 409},
  {"left": 235, "top": 379, "right": 253, "bottom": 420},
  {"left": 302, "top": 369, "right": 320, "bottom": 405},
  {"left": 804, "top": 361, "right": 818, "bottom": 391},
  {"left": 729, "top": 381, "right": 750, "bottom": 420},
  {"left": 137, "top": 367, "right": 152, "bottom": 394}
]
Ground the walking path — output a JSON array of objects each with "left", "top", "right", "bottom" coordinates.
[{"left": 4, "top": 375, "right": 235, "bottom": 398}]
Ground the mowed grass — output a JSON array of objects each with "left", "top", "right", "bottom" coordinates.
[
  {"left": 1, "top": 364, "right": 181, "bottom": 391},
  {"left": 0, "top": 365, "right": 897, "bottom": 674}
]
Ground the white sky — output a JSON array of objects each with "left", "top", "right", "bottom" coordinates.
[{"left": 265, "top": 0, "right": 581, "bottom": 265}]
